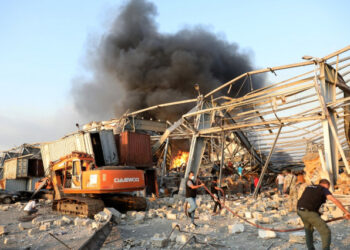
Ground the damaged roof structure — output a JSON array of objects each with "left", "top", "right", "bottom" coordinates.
[{"left": 95, "top": 45, "right": 350, "bottom": 193}]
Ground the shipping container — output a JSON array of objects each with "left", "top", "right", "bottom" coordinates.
[
  {"left": 40, "top": 130, "right": 118, "bottom": 174},
  {"left": 4, "top": 179, "right": 27, "bottom": 192},
  {"left": 26, "top": 177, "right": 42, "bottom": 191},
  {"left": 118, "top": 131, "right": 153, "bottom": 167},
  {"left": 3, "top": 157, "right": 29, "bottom": 179}
]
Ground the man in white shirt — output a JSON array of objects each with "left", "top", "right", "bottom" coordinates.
[
  {"left": 276, "top": 173, "right": 284, "bottom": 195},
  {"left": 23, "top": 200, "right": 38, "bottom": 215}
]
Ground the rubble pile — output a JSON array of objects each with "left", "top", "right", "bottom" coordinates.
[{"left": 334, "top": 172, "right": 350, "bottom": 195}]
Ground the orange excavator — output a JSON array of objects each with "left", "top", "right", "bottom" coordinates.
[{"left": 34, "top": 151, "right": 147, "bottom": 217}]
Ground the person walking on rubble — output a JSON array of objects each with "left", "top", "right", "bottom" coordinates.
[
  {"left": 297, "top": 179, "right": 350, "bottom": 250},
  {"left": 210, "top": 176, "right": 224, "bottom": 214},
  {"left": 186, "top": 171, "right": 204, "bottom": 227},
  {"left": 276, "top": 172, "right": 284, "bottom": 195},
  {"left": 283, "top": 170, "right": 296, "bottom": 194}
]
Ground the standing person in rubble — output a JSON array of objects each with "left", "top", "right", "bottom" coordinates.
[
  {"left": 186, "top": 171, "right": 204, "bottom": 227},
  {"left": 297, "top": 179, "right": 350, "bottom": 250},
  {"left": 210, "top": 176, "right": 224, "bottom": 214},
  {"left": 288, "top": 171, "right": 306, "bottom": 212},
  {"left": 283, "top": 169, "right": 296, "bottom": 195},
  {"left": 276, "top": 172, "right": 285, "bottom": 196}
]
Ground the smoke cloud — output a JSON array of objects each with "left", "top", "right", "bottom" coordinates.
[{"left": 72, "top": 0, "right": 264, "bottom": 121}]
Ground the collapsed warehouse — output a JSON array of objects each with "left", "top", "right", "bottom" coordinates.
[{"left": 1, "top": 46, "right": 350, "bottom": 249}]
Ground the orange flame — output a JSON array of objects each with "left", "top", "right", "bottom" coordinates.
[{"left": 170, "top": 151, "right": 189, "bottom": 169}]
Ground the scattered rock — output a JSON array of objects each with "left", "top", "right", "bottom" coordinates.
[
  {"left": 39, "top": 222, "right": 51, "bottom": 231},
  {"left": 94, "top": 211, "right": 110, "bottom": 222},
  {"left": 28, "top": 228, "right": 39, "bottom": 237},
  {"left": 258, "top": 229, "right": 277, "bottom": 239},
  {"left": 245, "top": 212, "right": 252, "bottom": 219},
  {"left": 228, "top": 223, "right": 244, "bottom": 234},
  {"left": 91, "top": 221, "right": 100, "bottom": 230},
  {"left": 18, "top": 223, "right": 25, "bottom": 231},
  {"left": 176, "top": 234, "right": 188, "bottom": 244},
  {"left": 3, "top": 237, "right": 12, "bottom": 245},
  {"left": 166, "top": 212, "right": 177, "bottom": 220},
  {"left": 0, "top": 205, "right": 9, "bottom": 211}
]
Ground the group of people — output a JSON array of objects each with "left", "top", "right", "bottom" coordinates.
[{"left": 187, "top": 169, "right": 350, "bottom": 250}]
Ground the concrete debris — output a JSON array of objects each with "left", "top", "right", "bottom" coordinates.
[
  {"left": 258, "top": 229, "right": 277, "bottom": 239},
  {"left": 289, "top": 232, "right": 305, "bottom": 243},
  {"left": 104, "top": 207, "right": 122, "bottom": 224},
  {"left": 151, "top": 233, "right": 169, "bottom": 248},
  {"left": 39, "top": 222, "right": 51, "bottom": 231},
  {"left": 0, "top": 205, "right": 9, "bottom": 211},
  {"left": 18, "top": 223, "right": 25, "bottom": 231},
  {"left": 176, "top": 234, "right": 188, "bottom": 244},
  {"left": 166, "top": 211, "right": 177, "bottom": 220},
  {"left": 94, "top": 211, "right": 110, "bottom": 222},
  {"left": 28, "top": 228, "right": 39, "bottom": 237},
  {"left": 0, "top": 225, "right": 7, "bottom": 235},
  {"left": 228, "top": 223, "right": 244, "bottom": 234}
]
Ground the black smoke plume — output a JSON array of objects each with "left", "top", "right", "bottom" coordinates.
[{"left": 72, "top": 0, "right": 264, "bottom": 121}]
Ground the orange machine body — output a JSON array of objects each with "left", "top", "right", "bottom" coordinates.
[{"left": 49, "top": 152, "right": 145, "bottom": 198}]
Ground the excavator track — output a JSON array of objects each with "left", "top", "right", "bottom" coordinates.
[{"left": 52, "top": 197, "right": 104, "bottom": 218}]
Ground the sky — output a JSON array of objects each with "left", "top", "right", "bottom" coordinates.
[{"left": 0, "top": 0, "right": 349, "bottom": 150}]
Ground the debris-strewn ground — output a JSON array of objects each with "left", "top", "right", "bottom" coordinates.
[
  {"left": 0, "top": 200, "right": 104, "bottom": 249},
  {"left": 1, "top": 194, "right": 349, "bottom": 249},
  {"left": 107, "top": 194, "right": 350, "bottom": 250}
]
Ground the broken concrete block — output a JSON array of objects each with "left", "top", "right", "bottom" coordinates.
[
  {"left": 28, "top": 228, "right": 39, "bottom": 237},
  {"left": 104, "top": 207, "right": 122, "bottom": 224},
  {"left": 166, "top": 212, "right": 177, "bottom": 220},
  {"left": 132, "top": 212, "right": 145, "bottom": 225},
  {"left": 91, "top": 221, "right": 100, "bottom": 230},
  {"left": 228, "top": 224, "right": 244, "bottom": 234},
  {"left": 289, "top": 232, "right": 305, "bottom": 243},
  {"left": 18, "top": 223, "right": 24, "bottom": 231},
  {"left": 258, "top": 229, "right": 276, "bottom": 239},
  {"left": 151, "top": 233, "right": 169, "bottom": 248},
  {"left": 32, "top": 218, "right": 39, "bottom": 225},
  {"left": 176, "top": 234, "right": 188, "bottom": 244},
  {"left": 61, "top": 216, "right": 72, "bottom": 224},
  {"left": 0, "top": 225, "right": 7, "bottom": 235},
  {"left": 279, "top": 210, "right": 288, "bottom": 216},
  {"left": 39, "top": 222, "right": 51, "bottom": 231},
  {"left": 94, "top": 211, "right": 110, "bottom": 222},
  {"left": 45, "top": 200, "right": 53, "bottom": 204},
  {"left": 259, "top": 217, "right": 274, "bottom": 224},
  {"left": 82, "top": 218, "right": 92, "bottom": 226},
  {"left": 245, "top": 212, "right": 252, "bottom": 219}
]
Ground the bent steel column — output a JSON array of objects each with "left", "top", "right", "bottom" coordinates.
[{"left": 179, "top": 98, "right": 214, "bottom": 195}]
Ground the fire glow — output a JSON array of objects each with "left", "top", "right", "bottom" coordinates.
[{"left": 170, "top": 151, "right": 189, "bottom": 169}]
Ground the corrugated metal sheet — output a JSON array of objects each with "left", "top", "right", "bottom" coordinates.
[
  {"left": 40, "top": 132, "right": 94, "bottom": 174},
  {"left": 17, "top": 158, "right": 28, "bottom": 177},
  {"left": 26, "top": 177, "right": 42, "bottom": 191},
  {"left": 40, "top": 130, "right": 118, "bottom": 174},
  {"left": 5, "top": 179, "right": 27, "bottom": 192},
  {"left": 3, "top": 158, "right": 28, "bottom": 179},
  {"left": 99, "top": 130, "right": 119, "bottom": 165},
  {"left": 4, "top": 158, "right": 17, "bottom": 179},
  {"left": 118, "top": 132, "right": 153, "bottom": 167}
]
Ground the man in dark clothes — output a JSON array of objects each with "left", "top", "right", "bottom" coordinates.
[
  {"left": 210, "top": 176, "right": 224, "bottom": 214},
  {"left": 186, "top": 171, "right": 204, "bottom": 227},
  {"left": 297, "top": 179, "right": 350, "bottom": 250}
]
